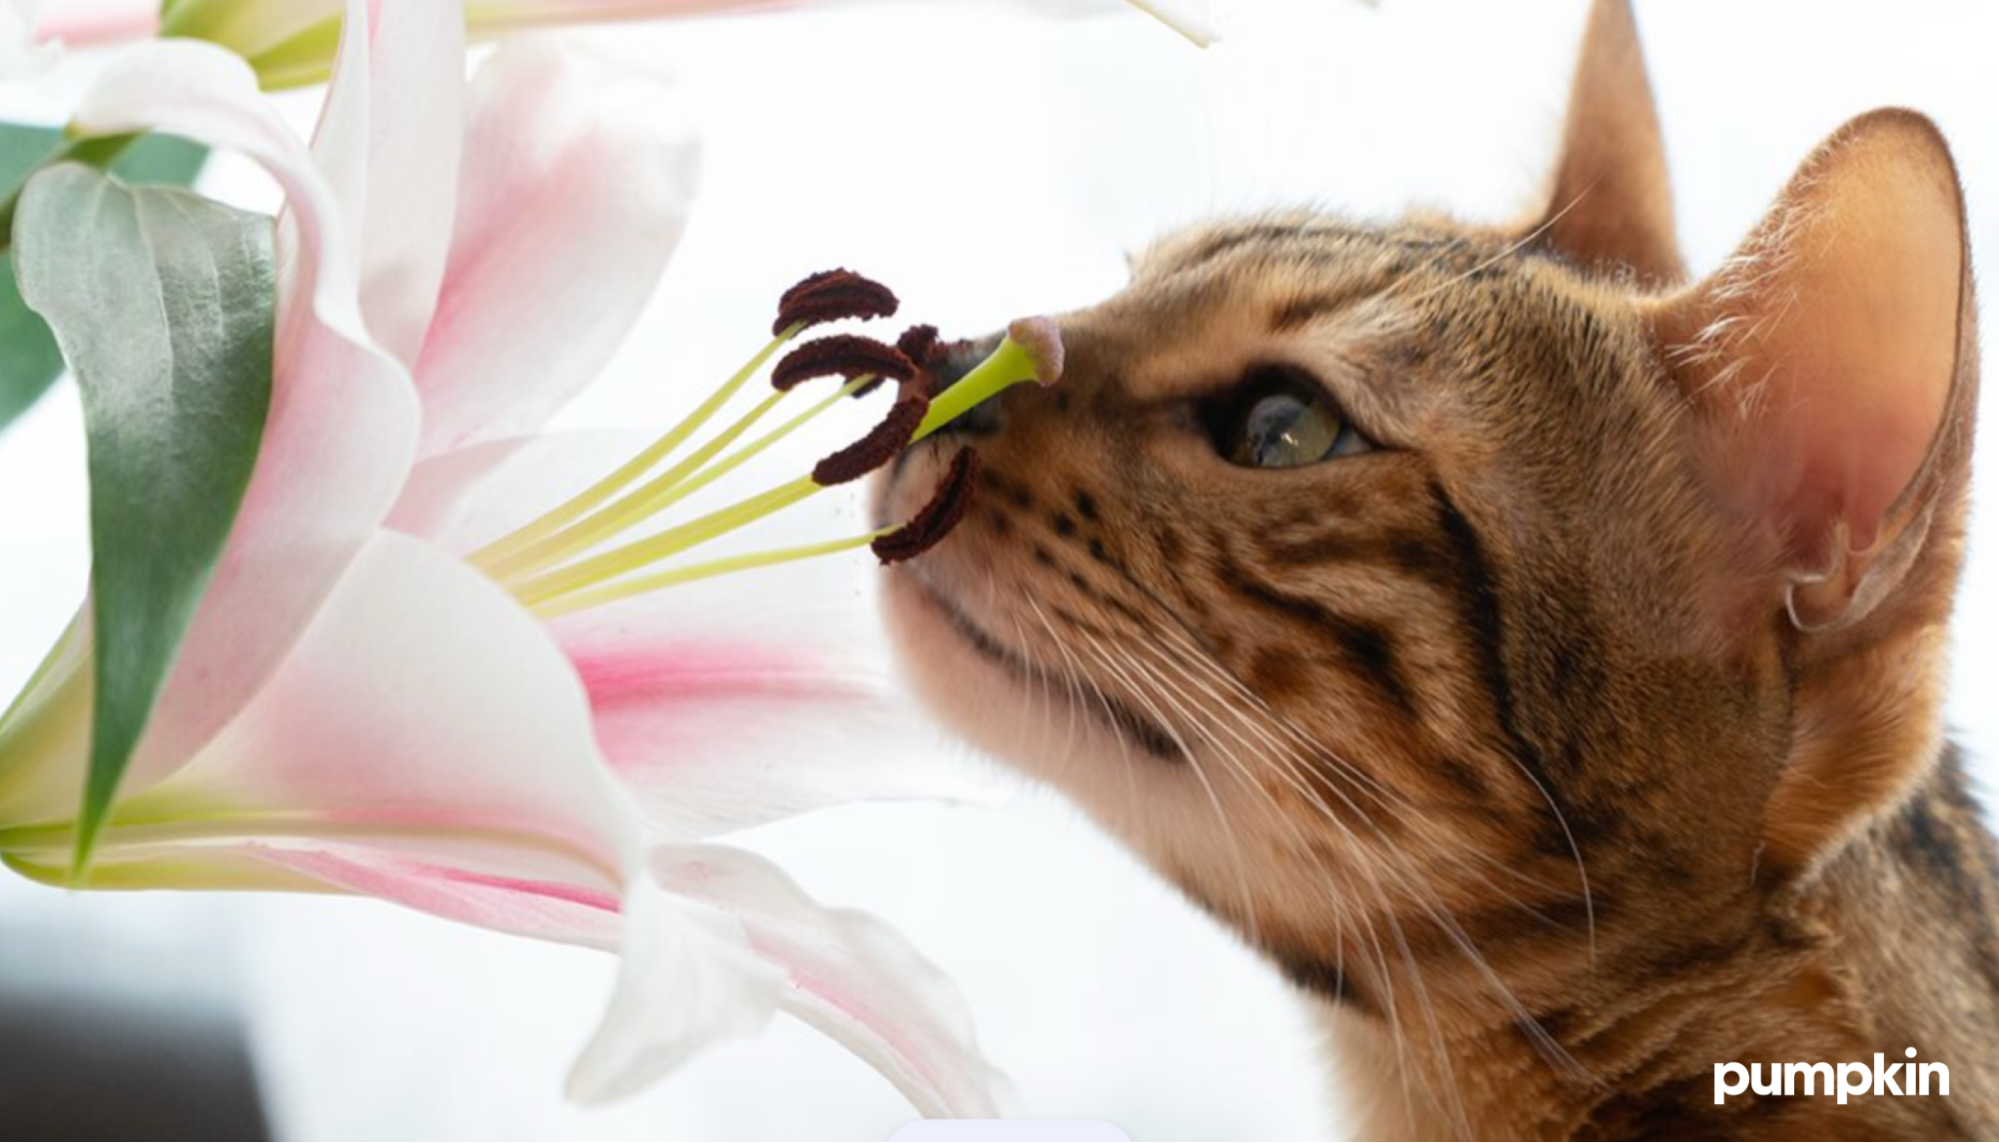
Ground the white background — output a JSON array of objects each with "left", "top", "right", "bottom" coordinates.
[{"left": 2, "top": 1, "right": 1996, "bottom": 1139}]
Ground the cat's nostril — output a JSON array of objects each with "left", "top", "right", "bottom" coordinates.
[
  {"left": 947, "top": 393, "right": 1005, "bottom": 437},
  {"left": 923, "top": 332, "right": 1006, "bottom": 397}
]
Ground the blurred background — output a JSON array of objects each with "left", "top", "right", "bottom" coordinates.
[{"left": 2, "top": 0, "right": 1996, "bottom": 1138}]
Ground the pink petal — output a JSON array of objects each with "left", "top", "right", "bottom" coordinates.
[
  {"left": 388, "top": 432, "right": 980, "bottom": 839},
  {"left": 656, "top": 844, "right": 1012, "bottom": 1118},
  {"left": 11, "top": 26, "right": 423, "bottom": 811},
  {"left": 310, "top": 0, "right": 468, "bottom": 369},
  {"left": 411, "top": 37, "right": 698, "bottom": 458},
  {"left": 554, "top": 581, "right": 936, "bottom": 840},
  {"left": 126, "top": 531, "right": 640, "bottom": 885}
]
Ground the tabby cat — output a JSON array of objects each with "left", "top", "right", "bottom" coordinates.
[{"left": 874, "top": 0, "right": 1998, "bottom": 1136}]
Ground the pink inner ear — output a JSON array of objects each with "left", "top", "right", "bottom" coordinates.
[{"left": 1665, "top": 110, "right": 1964, "bottom": 571}]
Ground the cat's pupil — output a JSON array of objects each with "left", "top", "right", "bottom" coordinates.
[
  {"left": 1214, "top": 372, "right": 1365, "bottom": 469},
  {"left": 1242, "top": 394, "right": 1330, "bottom": 467}
]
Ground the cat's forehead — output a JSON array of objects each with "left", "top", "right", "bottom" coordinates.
[
  {"left": 1075, "top": 211, "right": 1589, "bottom": 407},
  {"left": 1132, "top": 210, "right": 1509, "bottom": 286}
]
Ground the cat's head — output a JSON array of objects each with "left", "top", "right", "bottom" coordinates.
[{"left": 876, "top": 0, "right": 1976, "bottom": 1021}]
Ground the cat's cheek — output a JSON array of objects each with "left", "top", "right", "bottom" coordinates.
[
  {"left": 878, "top": 572, "right": 1026, "bottom": 758},
  {"left": 881, "top": 571, "right": 1097, "bottom": 787}
]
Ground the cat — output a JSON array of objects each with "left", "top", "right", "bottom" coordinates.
[{"left": 873, "top": 0, "right": 1998, "bottom": 1137}]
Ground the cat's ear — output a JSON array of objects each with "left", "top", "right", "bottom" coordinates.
[
  {"left": 1647, "top": 109, "right": 1975, "bottom": 634},
  {"left": 1525, "top": 0, "right": 1683, "bottom": 284}
]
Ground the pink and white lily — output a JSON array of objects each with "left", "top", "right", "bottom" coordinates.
[
  {"left": 29, "top": 0, "right": 1215, "bottom": 87},
  {"left": 0, "top": 0, "right": 1006, "bottom": 1113}
]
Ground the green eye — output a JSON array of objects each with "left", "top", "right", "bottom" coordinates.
[{"left": 1209, "top": 368, "right": 1372, "bottom": 469}]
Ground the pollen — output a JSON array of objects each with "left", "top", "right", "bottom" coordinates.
[
  {"left": 772, "top": 334, "right": 917, "bottom": 394},
  {"left": 873, "top": 447, "right": 981, "bottom": 564},
  {"left": 813, "top": 396, "right": 931, "bottom": 486},
  {"left": 774, "top": 268, "right": 899, "bottom": 335}
]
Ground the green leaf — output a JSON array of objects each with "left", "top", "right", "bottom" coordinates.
[
  {"left": 1, "top": 126, "right": 209, "bottom": 434},
  {"left": 13, "top": 163, "right": 274, "bottom": 871}
]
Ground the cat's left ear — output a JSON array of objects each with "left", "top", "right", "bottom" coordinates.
[
  {"left": 1647, "top": 109, "right": 1976, "bottom": 635},
  {"left": 1523, "top": 0, "right": 1683, "bottom": 284}
]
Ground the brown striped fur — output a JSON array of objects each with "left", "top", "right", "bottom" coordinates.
[{"left": 875, "top": 2, "right": 1997, "bottom": 1136}]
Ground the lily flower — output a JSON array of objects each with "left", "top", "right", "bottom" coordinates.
[
  {"left": 0, "top": 0, "right": 1053, "bottom": 1111},
  {"left": 31, "top": 0, "right": 1215, "bottom": 88}
]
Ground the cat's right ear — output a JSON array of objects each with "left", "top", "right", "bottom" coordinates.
[{"left": 1524, "top": 0, "right": 1684, "bottom": 284}]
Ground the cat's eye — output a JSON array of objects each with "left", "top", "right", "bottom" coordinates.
[{"left": 1205, "top": 368, "right": 1372, "bottom": 469}]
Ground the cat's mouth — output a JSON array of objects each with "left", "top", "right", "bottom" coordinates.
[{"left": 898, "top": 571, "right": 1185, "bottom": 762}]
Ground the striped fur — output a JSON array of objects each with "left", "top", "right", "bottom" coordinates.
[{"left": 875, "top": 3, "right": 1996, "bottom": 1137}]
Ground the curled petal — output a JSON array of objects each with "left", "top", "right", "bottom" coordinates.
[
  {"left": 14, "top": 20, "right": 424, "bottom": 809},
  {"left": 655, "top": 845, "right": 1013, "bottom": 1119},
  {"left": 566, "top": 873, "right": 783, "bottom": 1103}
]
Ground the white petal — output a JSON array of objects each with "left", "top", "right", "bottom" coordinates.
[
  {"left": 566, "top": 868, "right": 783, "bottom": 1103},
  {"left": 412, "top": 36, "right": 699, "bottom": 458},
  {"left": 656, "top": 844, "right": 1013, "bottom": 1118},
  {"left": 119, "top": 531, "right": 641, "bottom": 885}
]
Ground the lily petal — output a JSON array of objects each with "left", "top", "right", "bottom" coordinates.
[
  {"left": 389, "top": 432, "right": 980, "bottom": 839},
  {"left": 113, "top": 531, "right": 640, "bottom": 885},
  {"left": 237, "top": 842, "right": 787, "bottom": 1111},
  {"left": 309, "top": 0, "right": 467, "bottom": 368},
  {"left": 5, "top": 530, "right": 813, "bottom": 1107},
  {"left": 6, "top": 25, "right": 424, "bottom": 813},
  {"left": 412, "top": 37, "right": 699, "bottom": 458},
  {"left": 656, "top": 844, "right": 1012, "bottom": 1118},
  {"left": 553, "top": 581, "right": 938, "bottom": 840}
]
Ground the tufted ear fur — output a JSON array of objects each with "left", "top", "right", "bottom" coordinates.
[
  {"left": 1526, "top": 0, "right": 1684, "bottom": 284},
  {"left": 1647, "top": 109, "right": 1974, "bottom": 637}
]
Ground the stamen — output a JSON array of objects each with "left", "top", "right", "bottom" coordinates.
[
  {"left": 773, "top": 268, "right": 899, "bottom": 335},
  {"left": 772, "top": 334, "right": 916, "bottom": 393},
  {"left": 812, "top": 395, "right": 930, "bottom": 486},
  {"left": 873, "top": 447, "right": 981, "bottom": 564}
]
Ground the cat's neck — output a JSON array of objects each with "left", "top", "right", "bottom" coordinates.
[
  {"left": 1312, "top": 755, "right": 1999, "bottom": 1140},
  {"left": 1315, "top": 801, "right": 1999, "bottom": 1138}
]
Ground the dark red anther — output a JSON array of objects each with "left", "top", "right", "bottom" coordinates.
[
  {"left": 895, "top": 324, "right": 943, "bottom": 368},
  {"left": 873, "top": 448, "right": 980, "bottom": 565},
  {"left": 812, "top": 395, "right": 930, "bottom": 486},
  {"left": 772, "top": 334, "right": 916, "bottom": 393},
  {"left": 774, "top": 268, "right": 899, "bottom": 335}
]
